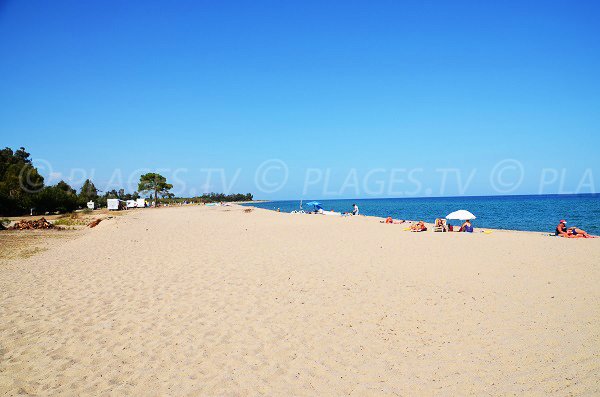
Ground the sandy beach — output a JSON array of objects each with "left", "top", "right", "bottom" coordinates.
[{"left": 1, "top": 205, "right": 599, "bottom": 395}]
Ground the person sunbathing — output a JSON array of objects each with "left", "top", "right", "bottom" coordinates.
[
  {"left": 569, "top": 227, "right": 593, "bottom": 238},
  {"left": 555, "top": 220, "right": 571, "bottom": 237},
  {"left": 459, "top": 220, "right": 474, "bottom": 233},
  {"left": 380, "top": 217, "right": 405, "bottom": 224},
  {"left": 570, "top": 227, "right": 593, "bottom": 238},
  {"left": 555, "top": 220, "right": 594, "bottom": 238},
  {"left": 434, "top": 218, "right": 448, "bottom": 232},
  {"left": 410, "top": 221, "right": 427, "bottom": 232}
]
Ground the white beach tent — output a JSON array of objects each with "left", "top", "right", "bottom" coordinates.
[
  {"left": 136, "top": 198, "right": 146, "bottom": 208},
  {"left": 446, "top": 210, "right": 476, "bottom": 220},
  {"left": 126, "top": 200, "right": 137, "bottom": 208},
  {"left": 86, "top": 201, "right": 95, "bottom": 210}
]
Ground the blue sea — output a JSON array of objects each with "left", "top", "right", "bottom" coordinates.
[{"left": 243, "top": 194, "right": 600, "bottom": 234}]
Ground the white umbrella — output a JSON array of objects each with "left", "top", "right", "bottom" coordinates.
[{"left": 446, "top": 210, "right": 476, "bottom": 220}]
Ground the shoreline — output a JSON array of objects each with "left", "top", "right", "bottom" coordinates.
[
  {"left": 240, "top": 194, "right": 600, "bottom": 235},
  {"left": 240, "top": 203, "right": 565, "bottom": 236}
]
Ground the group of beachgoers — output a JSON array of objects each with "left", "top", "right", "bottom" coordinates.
[
  {"left": 346, "top": 203, "right": 359, "bottom": 216},
  {"left": 378, "top": 216, "right": 474, "bottom": 233},
  {"left": 297, "top": 203, "right": 360, "bottom": 216},
  {"left": 555, "top": 220, "right": 594, "bottom": 238},
  {"left": 385, "top": 217, "right": 594, "bottom": 237},
  {"left": 320, "top": 203, "right": 595, "bottom": 238},
  {"left": 406, "top": 219, "right": 474, "bottom": 233}
]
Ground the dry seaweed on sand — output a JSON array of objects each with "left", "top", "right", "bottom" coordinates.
[
  {"left": 88, "top": 219, "right": 102, "bottom": 228},
  {"left": 8, "top": 218, "right": 62, "bottom": 230}
]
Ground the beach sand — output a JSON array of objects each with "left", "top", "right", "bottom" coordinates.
[{"left": 1, "top": 205, "right": 599, "bottom": 395}]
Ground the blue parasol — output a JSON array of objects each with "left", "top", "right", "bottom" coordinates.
[{"left": 304, "top": 201, "right": 322, "bottom": 210}]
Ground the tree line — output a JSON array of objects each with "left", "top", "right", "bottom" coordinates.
[
  {"left": 0, "top": 146, "right": 253, "bottom": 216},
  {"left": 162, "top": 192, "right": 254, "bottom": 205}
]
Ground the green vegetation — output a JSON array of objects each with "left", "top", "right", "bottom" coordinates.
[
  {"left": 78, "top": 179, "right": 99, "bottom": 207},
  {"left": 197, "top": 192, "right": 253, "bottom": 203},
  {"left": 0, "top": 147, "right": 43, "bottom": 215},
  {"left": 138, "top": 173, "right": 173, "bottom": 204},
  {"left": 1, "top": 146, "right": 255, "bottom": 216},
  {"left": 159, "top": 193, "right": 253, "bottom": 205},
  {"left": 34, "top": 180, "right": 79, "bottom": 214},
  {"left": 0, "top": 147, "right": 78, "bottom": 215},
  {"left": 54, "top": 215, "right": 88, "bottom": 226}
]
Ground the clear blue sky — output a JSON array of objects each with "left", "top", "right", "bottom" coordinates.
[{"left": 1, "top": 0, "right": 599, "bottom": 199}]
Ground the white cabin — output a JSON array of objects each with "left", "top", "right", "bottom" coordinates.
[{"left": 107, "top": 198, "right": 120, "bottom": 210}]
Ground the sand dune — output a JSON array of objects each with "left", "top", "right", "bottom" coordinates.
[{"left": 1, "top": 205, "right": 599, "bottom": 395}]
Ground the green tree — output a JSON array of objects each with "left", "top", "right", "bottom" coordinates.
[
  {"left": 101, "top": 188, "right": 139, "bottom": 202},
  {"left": 79, "top": 179, "right": 99, "bottom": 206},
  {"left": 56, "top": 180, "right": 76, "bottom": 195},
  {"left": 0, "top": 147, "right": 44, "bottom": 215},
  {"left": 195, "top": 192, "right": 253, "bottom": 203},
  {"left": 138, "top": 173, "right": 173, "bottom": 205},
  {"left": 104, "top": 189, "right": 119, "bottom": 199},
  {"left": 34, "top": 181, "right": 78, "bottom": 214}
]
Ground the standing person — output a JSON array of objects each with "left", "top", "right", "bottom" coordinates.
[{"left": 352, "top": 203, "right": 359, "bottom": 215}]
